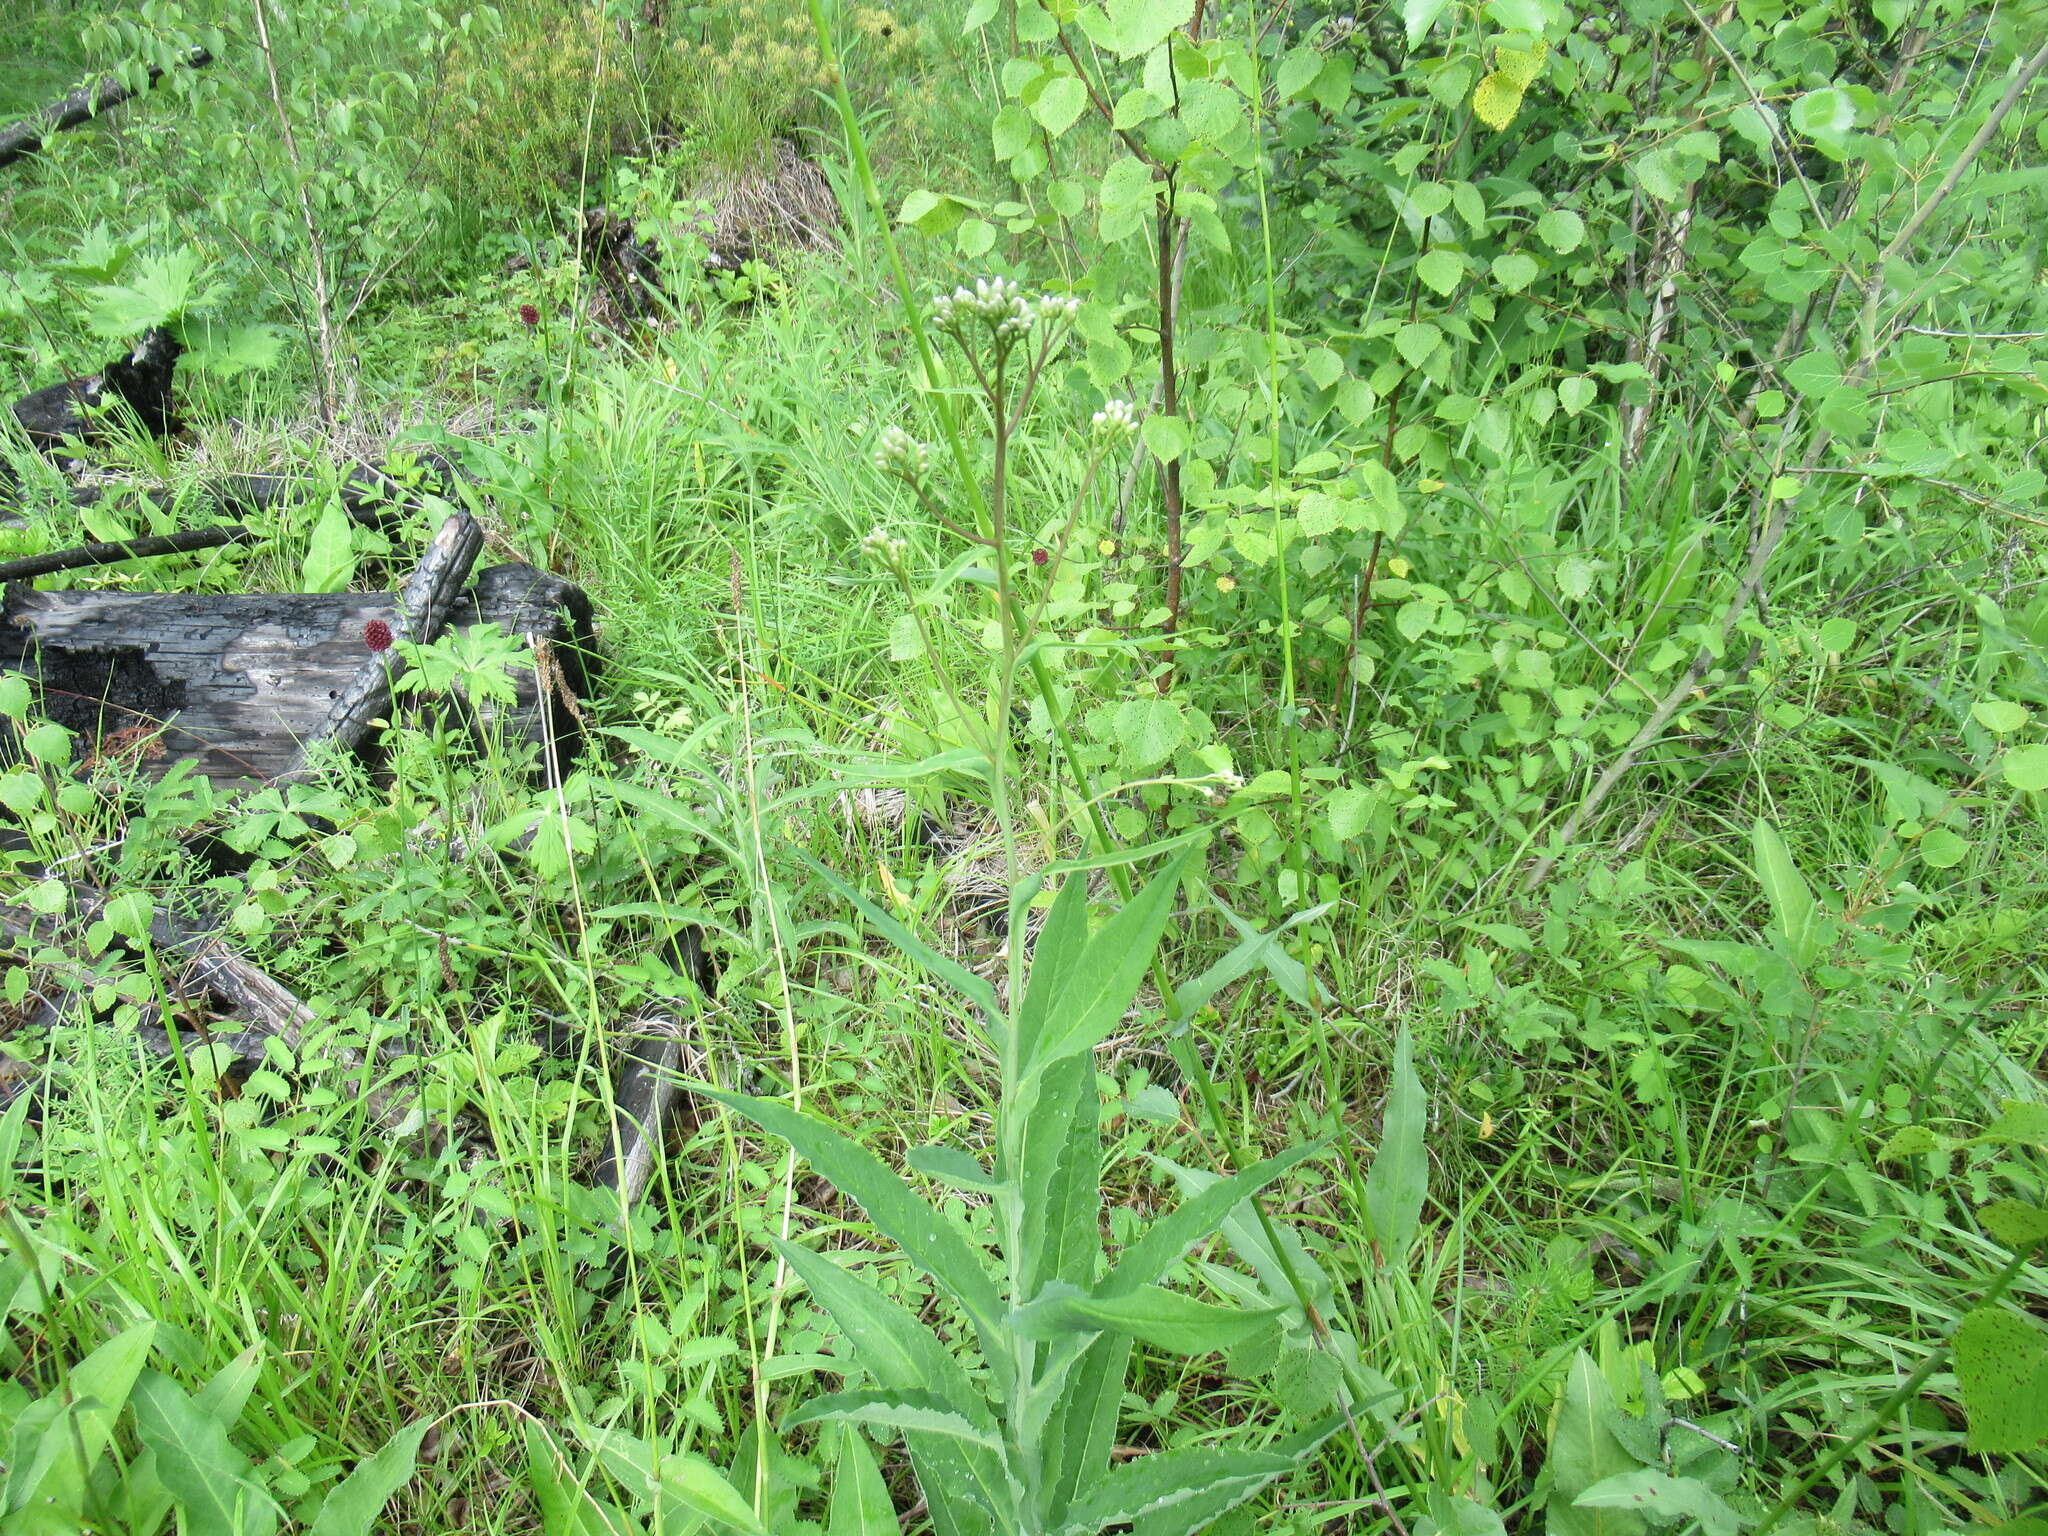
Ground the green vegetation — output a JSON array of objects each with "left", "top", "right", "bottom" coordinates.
[{"left": 4, "top": 0, "right": 2048, "bottom": 1529}]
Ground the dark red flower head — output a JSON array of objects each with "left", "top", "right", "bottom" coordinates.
[
  {"left": 363, "top": 619, "right": 394, "bottom": 652},
  {"left": 1031, "top": 547, "right": 1049, "bottom": 567},
  {"left": 519, "top": 304, "right": 540, "bottom": 328}
]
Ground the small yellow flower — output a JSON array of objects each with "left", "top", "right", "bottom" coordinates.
[
  {"left": 1479, "top": 1111, "right": 1495, "bottom": 1140},
  {"left": 1097, "top": 538, "right": 1116, "bottom": 557},
  {"left": 1215, "top": 575, "right": 1236, "bottom": 593}
]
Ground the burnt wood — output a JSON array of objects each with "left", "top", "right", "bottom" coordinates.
[
  {"left": 0, "top": 48, "right": 214, "bottom": 170},
  {"left": 9, "top": 329, "right": 182, "bottom": 452},
  {"left": 0, "top": 525, "right": 250, "bottom": 583},
  {"left": 0, "top": 560, "right": 593, "bottom": 783},
  {"left": 278, "top": 511, "right": 483, "bottom": 779}
]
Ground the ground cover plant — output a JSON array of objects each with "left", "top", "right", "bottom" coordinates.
[{"left": 3, "top": 0, "right": 2048, "bottom": 1529}]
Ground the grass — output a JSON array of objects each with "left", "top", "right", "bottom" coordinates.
[{"left": 4, "top": 0, "right": 2048, "bottom": 1530}]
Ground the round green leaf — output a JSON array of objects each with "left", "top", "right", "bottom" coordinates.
[
  {"left": 1032, "top": 75, "right": 1088, "bottom": 135},
  {"left": 1491, "top": 251, "right": 1539, "bottom": 291},
  {"left": 2004, "top": 745, "right": 2048, "bottom": 793},
  {"left": 1535, "top": 208, "right": 1584, "bottom": 253},
  {"left": 1918, "top": 827, "right": 1968, "bottom": 869},
  {"left": 1417, "top": 249, "right": 1464, "bottom": 296},
  {"left": 1395, "top": 321, "right": 1442, "bottom": 368},
  {"left": 1973, "top": 700, "right": 2031, "bottom": 734}
]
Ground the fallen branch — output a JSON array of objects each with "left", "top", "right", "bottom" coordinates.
[
  {"left": 592, "top": 1014, "right": 690, "bottom": 1214},
  {"left": 0, "top": 47, "right": 214, "bottom": 170},
  {"left": 0, "top": 525, "right": 250, "bottom": 584}
]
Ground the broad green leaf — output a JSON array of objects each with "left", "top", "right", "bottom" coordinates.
[
  {"left": 1973, "top": 700, "right": 2031, "bottom": 734},
  {"left": 1574, "top": 1470, "right": 1741, "bottom": 1536},
  {"left": 1544, "top": 1353, "right": 1646, "bottom": 1536},
  {"left": 906, "top": 1145, "right": 1004, "bottom": 1192},
  {"left": 86, "top": 247, "right": 211, "bottom": 335},
  {"left": 1275, "top": 46, "right": 1322, "bottom": 100},
  {"left": 1491, "top": 252, "right": 1540, "bottom": 292},
  {"left": 1535, "top": 208, "right": 1584, "bottom": 253},
  {"left": 1979, "top": 1199, "right": 2048, "bottom": 1249},
  {"left": 309, "top": 1419, "right": 433, "bottom": 1536},
  {"left": 1362, "top": 1024, "right": 1426, "bottom": 1255},
  {"left": 579, "top": 1425, "right": 769, "bottom": 1536},
  {"left": 1955, "top": 1307, "right": 2048, "bottom": 1453},
  {"left": 1108, "top": 1141, "right": 1325, "bottom": 1296},
  {"left": 1043, "top": 1333, "right": 1131, "bottom": 1518},
  {"left": 1142, "top": 413, "right": 1189, "bottom": 463},
  {"left": 131, "top": 1371, "right": 280, "bottom": 1536},
  {"left": 1789, "top": 86, "right": 1854, "bottom": 142},
  {"left": 1078, "top": 0, "right": 1196, "bottom": 58},
  {"left": 1918, "top": 827, "right": 1968, "bottom": 869},
  {"left": 1751, "top": 818, "right": 1820, "bottom": 964},
  {"left": 897, "top": 190, "right": 971, "bottom": 237},
  {"left": 784, "top": 1391, "right": 1002, "bottom": 1450},
  {"left": 1630, "top": 147, "right": 1685, "bottom": 202},
  {"left": 2003, "top": 745, "right": 2048, "bottom": 793},
  {"left": 1123, "top": 1419, "right": 1341, "bottom": 1536},
  {"left": 1969, "top": 1101, "right": 2048, "bottom": 1150},
  {"left": 1417, "top": 249, "right": 1463, "bottom": 296},
  {"left": 704, "top": 1091, "right": 1004, "bottom": 1352},
  {"left": 1403, "top": 0, "right": 1456, "bottom": 47},
  {"left": 798, "top": 852, "right": 1000, "bottom": 1023},
  {"left": 1113, "top": 695, "right": 1186, "bottom": 768},
  {"left": 1013, "top": 1284, "right": 1279, "bottom": 1355},
  {"left": 1027, "top": 846, "right": 1195, "bottom": 1073},
  {"left": 300, "top": 498, "right": 358, "bottom": 594},
  {"left": 1395, "top": 322, "right": 1441, "bottom": 368},
  {"left": 1033, "top": 76, "right": 1088, "bottom": 135},
  {"left": 827, "top": 1428, "right": 903, "bottom": 1536},
  {"left": 12, "top": 1320, "right": 156, "bottom": 1517},
  {"left": 1557, "top": 376, "right": 1597, "bottom": 415}
]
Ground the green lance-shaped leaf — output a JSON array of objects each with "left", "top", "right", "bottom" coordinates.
[
  {"left": 1042, "top": 1333, "right": 1133, "bottom": 1522},
  {"left": 131, "top": 1371, "right": 282, "bottom": 1536},
  {"left": 703, "top": 1089, "right": 1005, "bottom": 1360},
  {"left": 1544, "top": 1352, "right": 1648, "bottom": 1536},
  {"left": 1362, "top": 1023, "right": 1427, "bottom": 1256},
  {"left": 827, "top": 1426, "right": 905, "bottom": 1536},
  {"left": 1024, "top": 846, "right": 1196, "bottom": 1077},
  {"left": 1751, "top": 818, "right": 1822, "bottom": 967},
  {"left": 1573, "top": 1469, "right": 1743, "bottom": 1536},
  {"left": 797, "top": 852, "right": 1001, "bottom": 1026},
  {"left": 784, "top": 1390, "right": 1003, "bottom": 1450},
  {"left": 577, "top": 1423, "right": 770, "bottom": 1536},
  {"left": 308, "top": 1418, "right": 435, "bottom": 1536},
  {"left": 9, "top": 1319, "right": 156, "bottom": 1519},
  {"left": 1012, "top": 1284, "right": 1280, "bottom": 1355},
  {"left": 1014, "top": 1050, "right": 1104, "bottom": 1302},
  {"left": 1106, "top": 1140, "right": 1326, "bottom": 1297},
  {"left": 772, "top": 1238, "right": 1008, "bottom": 1533},
  {"left": 1057, "top": 1420, "right": 1337, "bottom": 1536}
]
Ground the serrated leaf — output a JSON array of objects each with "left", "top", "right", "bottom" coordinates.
[
  {"left": 1113, "top": 695, "right": 1186, "bottom": 768},
  {"left": 1275, "top": 46, "right": 1322, "bottom": 100},
  {"left": 1033, "top": 75, "right": 1088, "bottom": 134},
  {"left": 1471, "top": 72, "right": 1525, "bottom": 130},
  {"left": 1491, "top": 251, "right": 1540, "bottom": 291},
  {"left": 1395, "top": 321, "right": 1442, "bottom": 368},
  {"left": 1558, "top": 376, "right": 1597, "bottom": 416},
  {"left": 1417, "top": 249, "right": 1464, "bottom": 296},
  {"left": 703, "top": 1092, "right": 1005, "bottom": 1353},
  {"left": 1956, "top": 1307, "right": 2048, "bottom": 1453},
  {"left": 1535, "top": 208, "right": 1584, "bottom": 253},
  {"left": 1877, "top": 1125, "right": 1942, "bottom": 1159},
  {"left": 1969, "top": 1100, "right": 2048, "bottom": 1150},
  {"left": 308, "top": 1419, "right": 433, "bottom": 1536},
  {"left": 1058, "top": 1443, "right": 1296, "bottom": 1536}
]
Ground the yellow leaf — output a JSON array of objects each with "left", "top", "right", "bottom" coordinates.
[
  {"left": 1494, "top": 39, "right": 1548, "bottom": 88},
  {"left": 1472, "top": 72, "right": 1526, "bottom": 130}
]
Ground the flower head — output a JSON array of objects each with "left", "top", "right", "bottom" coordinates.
[
  {"left": 861, "top": 526, "right": 909, "bottom": 564},
  {"left": 518, "top": 304, "right": 540, "bottom": 328},
  {"left": 1091, "top": 399, "right": 1138, "bottom": 439},
  {"left": 363, "top": 618, "right": 395, "bottom": 652},
  {"left": 1031, "top": 547, "right": 1049, "bottom": 567},
  {"left": 874, "top": 425, "right": 930, "bottom": 480}
]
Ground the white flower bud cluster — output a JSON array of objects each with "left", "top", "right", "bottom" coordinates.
[
  {"left": 928, "top": 278, "right": 1082, "bottom": 342},
  {"left": 1091, "top": 399, "right": 1138, "bottom": 439},
  {"left": 861, "top": 526, "right": 909, "bottom": 563},
  {"left": 874, "top": 424, "right": 930, "bottom": 479}
]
